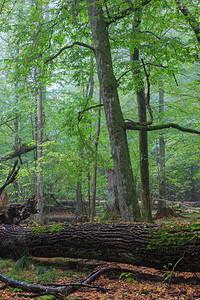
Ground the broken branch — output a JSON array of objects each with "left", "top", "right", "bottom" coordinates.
[
  {"left": 125, "top": 121, "right": 200, "bottom": 134},
  {"left": 45, "top": 42, "right": 95, "bottom": 64}
]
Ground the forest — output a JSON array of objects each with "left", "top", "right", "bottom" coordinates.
[{"left": 0, "top": 0, "right": 199, "bottom": 299}]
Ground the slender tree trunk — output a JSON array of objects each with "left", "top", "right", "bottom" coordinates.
[
  {"left": 158, "top": 88, "right": 166, "bottom": 212},
  {"left": 14, "top": 81, "right": 20, "bottom": 150},
  {"left": 35, "top": 66, "right": 43, "bottom": 224},
  {"left": 76, "top": 181, "right": 83, "bottom": 216},
  {"left": 136, "top": 85, "right": 151, "bottom": 222},
  {"left": 131, "top": 12, "right": 152, "bottom": 222},
  {"left": 87, "top": 170, "right": 91, "bottom": 216},
  {"left": 14, "top": 78, "right": 21, "bottom": 200},
  {"left": 90, "top": 87, "right": 101, "bottom": 222},
  {"left": 87, "top": 0, "right": 141, "bottom": 222}
]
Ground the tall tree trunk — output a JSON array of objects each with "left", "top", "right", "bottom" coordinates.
[
  {"left": 35, "top": 66, "right": 43, "bottom": 224},
  {"left": 0, "top": 223, "right": 199, "bottom": 272},
  {"left": 90, "top": 87, "right": 101, "bottom": 222},
  {"left": 137, "top": 86, "right": 151, "bottom": 222},
  {"left": 158, "top": 88, "right": 166, "bottom": 212},
  {"left": 107, "top": 169, "right": 120, "bottom": 216},
  {"left": 131, "top": 12, "right": 152, "bottom": 222},
  {"left": 14, "top": 81, "right": 20, "bottom": 150},
  {"left": 87, "top": 170, "right": 91, "bottom": 217},
  {"left": 87, "top": 0, "right": 141, "bottom": 222},
  {"left": 14, "top": 79, "right": 21, "bottom": 200}
]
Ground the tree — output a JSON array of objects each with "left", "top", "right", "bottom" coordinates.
[
  {"left": 130, "top": 9, "right": 152, "bottom": 222},
  {"left": 35, "top": 66, "right": 44, "bottom": 224},
  {"left": 87, "top": 0, "right": 141, "bottom": 221},
  {"left": 90, "top": 86, "right": 102, "bottom": 221},
  {"left": 0, "top": 0, "right": 199, "bottom": 220},
  {"left": 158, "top": 87, "right": 166, "bottom": 212},
  {"left": 175, "top": 0, "right": 200, "bottom": 43}
]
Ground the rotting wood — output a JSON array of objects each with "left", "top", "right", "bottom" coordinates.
[
  {"left": 0, "top": 222, "right": 199, "bottom": 272},
  {"left": 0, "top": 194, "right": 37, "bottom": 225}
]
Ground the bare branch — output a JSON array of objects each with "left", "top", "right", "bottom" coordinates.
[
  {"left": 117, "top": 68, "right": 134, "bottom": 84},
  {"left": 0, "top": 144, "right": 37, "bottom": 162},
  {"left": 0, "top": 0, "right": 6, "bottom": 14},
  {"left": 78, "top": 104, "right": 103, "bottom": 121},
  {"left": 141, "top": 58, "right": 153, "bottom": 125},
  {"left": 125, "top": 121, "right": 200, "bottom": 134},
  {"left": 0, "top": 160, "right": 20, "bottom": 197},
  {"left": 106, "top": 0, "right": 152, "bottom": 25},
  {"left": 173, "top": 73, "right": 179, "bottom": 86},
  {"left": 0, "top": 117, "right": 19, "bottom": 127},
  {"left": 45, "top": 42, "right": 95, "bottom": 64},
  {"left": 175, "top": 0, "right": 200, "bottom": 43},
  {"left": 103, "top": 0, "right": 111, "bottom": 19}
]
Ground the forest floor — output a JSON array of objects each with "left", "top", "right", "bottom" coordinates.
[{"left": 0, "top": 209, "right": 200, "bottom": 300}]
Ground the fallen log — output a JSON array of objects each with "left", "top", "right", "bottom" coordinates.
[
  {"left": 0, "top": 222, "right": 200, "bottom": 272},
  {"left": 43, "top": 215, "right": 89, "bottom": 223},
  {"left": 0, "top": 194, "right": 37, "bottom": 225}
]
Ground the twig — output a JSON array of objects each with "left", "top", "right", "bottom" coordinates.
[
  {"left": 78, "top": 104, "right": 103, "bottom": 122},
  {"left": 173, "top": 73, "right": 179, "bottom": 86},
  {"left": 168, "top": 252, "right": 185, "bottom": 287}
]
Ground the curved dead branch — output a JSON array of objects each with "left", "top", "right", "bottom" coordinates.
[
  {"left": 125, "top": 121, "right": 200, "bottom": 135},
  {"left": 45, "top": 41, "right": 95, "bottom": 64}
]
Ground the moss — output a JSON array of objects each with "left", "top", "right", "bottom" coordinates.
[
  {"left": 147, "top": 223, "right": 200, "bottom": 252},
  {"left": 36, "top": 295, "right": 56, "bottom": 300},
  {"left": 31, "top": 224, "right": 64, "bottom": 235}
]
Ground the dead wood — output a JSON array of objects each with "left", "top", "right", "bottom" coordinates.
[
  {"left": 2, "top": 267, "right": 199, "bottom": 299},
  {"left": 0, "top": 223, "right": 200, "bottom": 272},
  {"left": 0, "top": 145, "right": 36, "bottom": 162},
  {"left": 0, "top": 266, "right": 109, "bottom": 298},
  {"left": 0, "top": 194, "right": 37, "bottom": 225},
  {"left": 155, "top": 207, "right": 180, "bottom": 219},
  {"left": 0, "top": 160, "right": 20, "bottom": 197},
  {"left": 43, "top": 215, "right": 89, "bottom": 223}
]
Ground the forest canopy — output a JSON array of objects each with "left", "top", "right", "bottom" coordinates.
[{"left": 0, "top": 0, "right": 199, "bottom": 222}]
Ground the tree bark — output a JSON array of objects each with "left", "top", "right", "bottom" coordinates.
[
  {"left": 131, "top": 11, "right": 152, "bottom": 222},
  {"left": 76, "top": 181, "right": 83, "bottom": 216},
  {"left": 87, "top": 0, "right": 141, "bottom": 222},
  {"left": 158, "top": 87, "right": 166, "bottom": 212},
  {"left": 0, "top": 195, "right": 36, "bottom": 225},
  {"left": 107, "top": 168, "right": 120, "bottom": 215},
  {"left": 90, "top": 86, "right": 101, "bottom": 222},
  {"left": 0, "top": 144, "right": 37, "bottom": 162},
  {"left": 35, "top": 66, "right": 44, "bottom": 224},
  {"left": 0, "top": 222, "right": 199, "bottom": 272}
]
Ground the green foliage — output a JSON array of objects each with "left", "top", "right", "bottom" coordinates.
[
  {"left": 120, "top": 272, "right": 137, "bottom": 283},
  {"left": 0, "top": 0, "right": 199, "bottom": 217}
]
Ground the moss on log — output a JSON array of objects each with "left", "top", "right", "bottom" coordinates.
[{"left": 0, "top": 222, "right": 199, "bottom": 272}]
